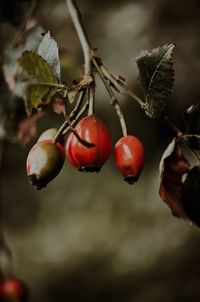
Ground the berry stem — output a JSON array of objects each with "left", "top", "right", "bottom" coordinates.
[
  {"left": 99, "top": 63, "right": 145, "bottom": 108},
  {"left": 70, "top": 90, "right": 86, "bottom": 120},
  {"left": 53, "top": 99, "right": 89, "bottom": 142},
  {"left": 65, "top": 116, "right": 95, "bottom": 148},
  {"left": 92, "top": 58, "right": 128, "bottom": 136},
  {"left": 88, "top": 82, "right": 95, "bottom": 116}
]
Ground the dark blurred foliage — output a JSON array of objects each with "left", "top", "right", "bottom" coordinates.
[
  {"left": 0, "top": 1, "right": 200, "bottom": 302},
  {"left": 0, "top": 0, "right": 32, "bottom": 26}
]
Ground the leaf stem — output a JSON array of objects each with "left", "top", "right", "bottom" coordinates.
[{"left": 29, "top": 82, "right": 69, "bottom": 91}]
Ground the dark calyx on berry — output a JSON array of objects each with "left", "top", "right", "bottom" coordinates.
[
  {"left": 124, "top": 175, "right": 139, "bottom": 184},
  {"left": 28, "top": 174, "right": 47, "bottom": 190}
]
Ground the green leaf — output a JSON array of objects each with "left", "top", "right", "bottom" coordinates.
[
  {"left": 18, "top": 51, "right": 58, "bottom": 115},
  {"left": 136, "top": 44, "right": 174, "bottom": 118},
  {"left": 38, "top": 31, "right": 61, "bottom": 81}
]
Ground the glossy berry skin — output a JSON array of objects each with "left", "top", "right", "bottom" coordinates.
[
  {"left": 66, "top": 115, "right": 112, "bottom": 172},
  {"left": 0, "top": 279, "right": 28, "bottom": 302},
  {"left": 27, "top": 140, "right": 65, "bottom": 190},
  {"left": 38, "top": 128, "right": 57, "bottom": 142},
  {"left": 65, "top": 132, "right": 80, "bottom": 169},
  {"left": 38, "top": 128, "right": 64, "bottom": 145},
  {"left": 114, "top": 135, "right": 144, "bottom": 184}
]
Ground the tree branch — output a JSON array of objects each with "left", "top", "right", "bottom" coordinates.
[{"left": 66, "top": 0, "right": 92, "bottom": 75}]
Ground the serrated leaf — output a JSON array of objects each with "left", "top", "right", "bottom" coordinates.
[
  {"left": 159, "top": 135, "right": 200, "bottom": 226},
  {"left": 184, "top": 101, "right": 200, "bottom": 135},
  {"left": 18, "top": 51, "right": 57, "bottom": 83},
  {"left": 25, "top": 84, "right": 57, "bottom": 115},
  {"left": 38, "top": 31, "right": 60, "bottom": 81},
  {"left": 136, "top": 44, "right": 174, "bottom": 118},
  {"left": 18, "top": 51, "right": 58, "bottom": 114}
]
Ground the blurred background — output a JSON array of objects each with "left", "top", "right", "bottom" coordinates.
[{"left": 0, "top": 0, "right": 200, "bottom": 301}]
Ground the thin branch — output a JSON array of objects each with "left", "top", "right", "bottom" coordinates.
[
  {"left": 99, "top": 63, "right": 145, "bottom": 107},
  {"left": 66, "top": 0, "right": 127, "bottom": 136},
  {"left": 53, "top": 119, "right": 69, "bottom": 144},
  {"left": 63, "top": 101, "right": 89, "bottom": 135},
  {"left": 66, "top": 0, "right": 92, "bottom": 74},
  {"left": 88, "top": 81, "right": 95, "bottom": 116},
  {"left": 53, "top": 99, "right": 89, "bottom": 142},
  {"left": 70, "top": 90, "right": 86, "bottom": 120},
  {"left": 92, "top": 58, "right": 128, "bottom": 136}
]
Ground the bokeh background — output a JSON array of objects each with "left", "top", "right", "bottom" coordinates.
[{"left": 1, "top": 0, "right": 200, "bottom": 301}]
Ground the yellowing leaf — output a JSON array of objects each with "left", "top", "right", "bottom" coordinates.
[{"left": 18, "top": 51, "right": 58, "bottom": 115}]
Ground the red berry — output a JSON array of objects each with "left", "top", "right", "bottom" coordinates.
[
  {"left": 65, "top": 115, "right": 112, "bottom": 172},
  {"left": 0, "top": 279, "right": 28, "bottom": 301},
  {"left": 114, "top": 135, "right": 144, "bottom": 184},
  {"left": 26, "top": 140, "right": 65, "bottom": 189},
  {"left": 65, "top": 132, "right": 80, "bottom": 169}
]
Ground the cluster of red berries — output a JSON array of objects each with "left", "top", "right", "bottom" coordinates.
[
  {"left": 0, "top": 278, "right": 28, "bottom": 302},
  {"left": 27, "top": 114, "right": 144, "bottom": 189}
]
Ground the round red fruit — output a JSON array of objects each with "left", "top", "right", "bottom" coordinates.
[
  {"left": 26, "top": 140, "right": 65, "bottom": 189},
  {"left": 66, "top": 115, "right": 112, "bottom": 172},
  {"left": 114, "top": 135, "right": 144, "bottom": 184},
  {"left": 0, "top": 279, "right": 28, "bottom": 301},
  {"left": 65, "top": 132, "right": 80, "bottom": 169}
]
